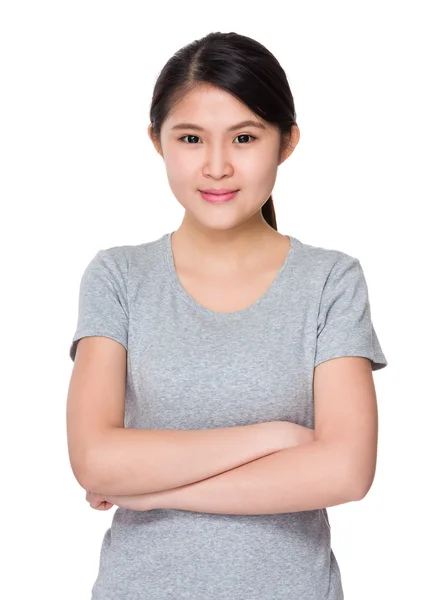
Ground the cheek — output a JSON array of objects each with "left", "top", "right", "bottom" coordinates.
[
  {"left": 165, "top": 160, "right": 192, "bottom": 188},
  {"left": 165, "top": 150, "right": 197, "bottom": 178},
  {"left": 239, "top": 146, "right": 277, "bottom": 173},
  {"left": 243, "top": 157, "right": 277, "bottom": 188}
]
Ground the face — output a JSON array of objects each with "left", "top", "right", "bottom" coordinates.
[{"left": 148, "top": 84, "right": 299, "bottom": 231}]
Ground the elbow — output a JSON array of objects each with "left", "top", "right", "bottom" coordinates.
[
  {"left": 347, "top": 465, "right": 375, "bottom": 501},
  {"left": 330, "top": 445, "right": 369, "bottom": 503},
  {"left": 348, "top": 480, "right": 369, "bottom": 502},
  {"left": 338, "top": 441, "right": 377, "bottom": 502},
  {"left": 72, "top": 428, "right": 120, "bottom": 494},
  {"left": 72, "top": 448, "right": 108, "bottom": 494}
]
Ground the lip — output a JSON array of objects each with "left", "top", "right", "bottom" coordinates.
[
  {"left": 199, "top": 190, "right": 239, "bottom": 203},
  {"left": 200, "top": 189, "right": 239, "bottom": 194}
]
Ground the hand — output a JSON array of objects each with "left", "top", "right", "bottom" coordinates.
[
  {"left": 85, "top": 487, "right": 165, "bottom": 512},
  {"left": 103, "top": 492, "right": 162, "bottom": 511},
  {"left": 86, "top": 489, "right": 115, "bottom": 511}
]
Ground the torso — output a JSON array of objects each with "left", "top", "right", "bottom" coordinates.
[{"left": 74, "top": 230, "right": 351, "bottom": 599}]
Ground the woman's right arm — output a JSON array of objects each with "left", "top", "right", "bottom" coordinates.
[
  {"left": 85, "top": 420, "right": 310, "bottom": 497},
  {"left": 67, "top": 336, "right": 313, "bottom": 497}
]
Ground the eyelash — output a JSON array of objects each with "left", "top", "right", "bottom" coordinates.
[{"left": 178, "top": 134, "right": 257, "bottom": 145}]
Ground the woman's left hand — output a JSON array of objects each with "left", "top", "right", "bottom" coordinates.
[
  {"left": 86, "top": 490, "right": 115, "bottom": 511},
  {"left": 86, "top": 489, "right": 162, "bottom": 511}
]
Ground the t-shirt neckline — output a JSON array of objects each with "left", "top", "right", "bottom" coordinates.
[{"left": 162, "top": 231, "right": 297, "bottom": 320}]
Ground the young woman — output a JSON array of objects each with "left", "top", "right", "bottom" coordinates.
[{"left": 67, "top": 31, "right": 388, "bottom": 600}]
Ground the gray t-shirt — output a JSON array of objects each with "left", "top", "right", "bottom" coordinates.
[{"left": 69, "top": 231, "right": 388, "bottom": 600}]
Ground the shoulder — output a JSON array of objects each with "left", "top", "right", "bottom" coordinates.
[
  {"left": 292, "top": 236, "right": 360, "bottom": 282},
  {"left": 97, "top": 232, "right": 167, "bottom": 276}
]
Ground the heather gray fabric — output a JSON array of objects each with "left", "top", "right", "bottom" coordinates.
[{"left": 69, "top": 231, "right": 388, "bottom": 600}]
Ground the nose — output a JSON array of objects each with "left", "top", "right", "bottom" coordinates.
[{"left": 203, "top": 143, "right": 234, "bottom": 179}]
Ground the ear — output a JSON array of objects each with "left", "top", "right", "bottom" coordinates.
[
  {"left": 147, "top": 123, "right": 163, "bottom": 158},
  {"left": 278, "top": 123, "right": 300, "bottom": 165}
]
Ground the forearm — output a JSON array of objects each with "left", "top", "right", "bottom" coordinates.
[
  {"left": 85, "top": 421, "right": 297, "bottom": 496},
  {"left": 106, "top": 440, "right": 358, "bottom": 514}
]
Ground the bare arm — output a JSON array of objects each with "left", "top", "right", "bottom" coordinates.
[
  {"left": 105, "top": 438, "right": 357, "bottom": 515},
  {"left": 123, "top": 356, "right": 378, "bottom": 516},
  {"left": 70, "top": 338, "right": 312, "bottom": 501},
  {"left": 85, "top": 421, "right": 305, "bottom": 496}
]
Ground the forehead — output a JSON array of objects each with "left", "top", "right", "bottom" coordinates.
[{"left": 164, "top": 85, "right": 270, "bottom": 132}]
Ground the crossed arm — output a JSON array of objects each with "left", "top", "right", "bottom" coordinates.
[
  {"left": 86, "top": 357, "right": 377, "bottom": 515},
  {"left": 101, "top": 437, "right": 360, "bottom": 515}
]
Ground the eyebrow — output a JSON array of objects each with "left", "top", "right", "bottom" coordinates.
[{"left": 170, "top": 119, "right": 267, "bottom": 132}]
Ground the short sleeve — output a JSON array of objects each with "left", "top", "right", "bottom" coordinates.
[
  {"left": 314, "top": 255, "right": 388, "bottom": 371},
  {"left": 69, "top": 248, "right": 129, "bottom": 362}
]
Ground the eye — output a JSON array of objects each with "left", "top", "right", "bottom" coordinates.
[
  {"left": 234, "top": 134, "right": 257, "bottom": 144},
  {"left": 179, "top": 135, "right": 201, "bottom": 144},
  {"left": 178, "top": 134, "right": 257, "bottom": 144}
]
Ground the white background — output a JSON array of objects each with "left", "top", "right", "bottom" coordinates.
[{"left": 1, "top": 1, "right": 444, "bottom": 598}]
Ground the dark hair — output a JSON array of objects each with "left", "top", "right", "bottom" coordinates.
[{"left": 149, "top": 31, "right": 297, "bottom": 231}]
